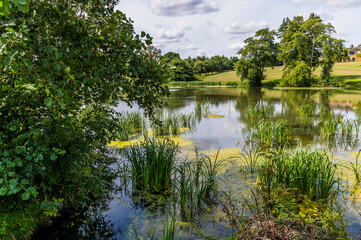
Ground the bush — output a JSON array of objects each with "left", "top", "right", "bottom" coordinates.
[{"left": 282, "top": 61, "right": 311, "bottom": 87}]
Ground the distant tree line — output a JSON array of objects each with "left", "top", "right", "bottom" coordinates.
[
  {"left": 160, "top": 52, "right": 238, "bottom": 82},
  {"left": 235, "top": 13, "right": 349, "bottom": 87}
]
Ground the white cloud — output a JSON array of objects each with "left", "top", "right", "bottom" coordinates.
[
  {"left": 151, "top": 0, "right": 219, "bottom": 16},
  {"left": 197, "top": 49, "right": 206, "bottom": 57},
  {"left": 290, "top": 0, "right": 361, "bottom": 7},
  {"left": 227, "top": 42, "right": 244, "bottom": 50},
  {"left": 183, "top": 44, "right": 198, "bottom": 50},
  {"left": 157, "top": 28, "right": 185, "bottom": 40},
  {"left": 224, "top": 21, "right": 268, "bottom": 35}
]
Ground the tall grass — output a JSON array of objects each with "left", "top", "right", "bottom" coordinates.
[
  {"left": 175, "top": 149, "right": 225, "bottom": 217},
  {"left": 349, "top": 149, "right": 361, "bottom": 186},
  {"left": 119, "top": 112, "right": 146, "bottom": 140},
  {"left": 242, "top": 119, "right": 292, "bottom": 148},
  {"left": 257, "top": 149, "right": 339, "bottom": 202},
  {"left": 125, "top": 215, "right": 181, "bottom": 240},
  {"left": 121, "top": 141, "right": 225, "bottom": 219},
  {"left": 239, "top": 145, "right": 263, "bottom": 175},
  {"left": 245, "top": 103, "right": 274, "bottom": 122},
  {"left": 297, "top": 103, "right": 317, "bottom": 118},
  {"left": 122, "top": 139, "right": 179, "bottom": 193}
]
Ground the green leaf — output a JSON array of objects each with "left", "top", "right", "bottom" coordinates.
[
  {"left": 0, "top": 0, "right": 12, "bottom": 16},
  {"left": 21, "top": 179, "right": 29, "bottom": 185},
  {"left": 50, "top": 154, "right": 58, "bottom": 161},
  {"left": 64, "top": 66, "right": 70, "bottom": 73},
  {"left": 3, "top": 150, "right": 9, "bottom": 157},
  {"left": 44, "top": 97, "right": 52, "bottom": 107},
  {"left": 13, "top": 0, "right": 29, "bottom": 13},
  {"left": 0, "top": 187, "right": 7, "bottom": 196},
  {"left": 8, "top": 172, "right": 16, "bottom": 177},
  {"left": 21, "top": 192, "right": 30, "bottom": 200}
]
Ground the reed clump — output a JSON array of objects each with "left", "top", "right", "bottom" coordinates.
[
  {"left": 348, "top": 149, "right": 361, "bottom": 186},
  {"left": 242, "top": 119, "right": 292, "bottom": 148},
  {"left": 297, "top": 103, "right": 317, "bottom": 118},
  {"left": 122, "top": 139, "right": 179, "bottom": 194},
  {"left": 257, "top": 149, "right": 339, "bottom": 202},
  {"left": 245, "top": 103, "right": 275, "bottom": 122},
  {"left": 175, "top": 150, "right": 225, "bottom": 217},
  {"left": 121, "top": 142, "right": 226, "bottom": 220}
]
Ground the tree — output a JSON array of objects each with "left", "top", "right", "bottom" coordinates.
[
  {"left": 235, "top": 28, "right": 279, "bottom": 86},
  {"left": 193, "top": 60, "right": 206, "bottom": 75},
  {"left": 0, "top": 0, "right": 169, "bottom": 209},
  {"left": 160, "top": 52, "right": 181, "bottom": 64},
  {"left": 279, "top": 13, "right": 336, "bottom": 86},
  {"left": 0, "top": 0, "right": 29, "bottom": 15},
  {"left": 320, "top": 38, "right": 347, "bottom": 86},
  {"left": 170, "top": 59, "right": 196, "bottom": 81},
  {"left": 143, "top": 45, "right": 162, "bottom": 61}
]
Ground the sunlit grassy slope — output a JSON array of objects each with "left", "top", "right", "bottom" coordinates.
[{"left": 202, "top": 61, "right": 361, "bottom": 87}]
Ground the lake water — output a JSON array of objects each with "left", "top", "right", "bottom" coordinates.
[{"left": 32, "top": 87, "right": 361, "bottom": 239}]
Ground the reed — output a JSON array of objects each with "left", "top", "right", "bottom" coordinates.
[
  {"left": 349, "top": 149, "right": 361, "bottom": 185},
  {"left": 122, "top": 139, "right": 179, "bottom": 193},
  {"left": 175, "top": 149, "right": 225, "bottom": 217},
  {"left": 297, "top": 103, "right": 317, "bottom": 118},
  {"left": 125, "top": 215, "right": 181, "bottom": 240},
  {"left": 245, "top": 103, "right": 274, "bottom": 122},
  {"left": 244, "top": 119, "right": 292, "bottom": 148},
  {"left": 239, "top": 146, "right": 263, "bottom": 175},
  {"left": 319, "top": 112, "right": 342, "bottom": 138},
  {"left": 257, "top": 149, "right": 339, "bottom": 202}
]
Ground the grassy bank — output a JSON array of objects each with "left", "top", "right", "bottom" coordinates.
[{"left": 190, "top": 62, "right": 361, "bottom": 88}]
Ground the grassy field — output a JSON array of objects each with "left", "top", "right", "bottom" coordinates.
[{"left": 198, "top": 61, "right": 361, "bottom": 88}]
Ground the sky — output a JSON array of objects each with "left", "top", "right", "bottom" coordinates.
[{"left": 115, "top": 0, "right": 361, "bottom": 58}]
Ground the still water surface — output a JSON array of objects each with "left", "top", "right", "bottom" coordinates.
[{"left": 32, "top": 87, "right": 361, "bottom": 239}]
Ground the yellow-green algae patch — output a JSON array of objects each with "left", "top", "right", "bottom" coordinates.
[
  {"left": 108, "top": 135, "right": 193, "bottom": 149},
  {"left": 204, "top": 113, "right": 225, "bottom": 118}
]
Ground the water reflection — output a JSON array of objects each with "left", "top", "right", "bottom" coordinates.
[{"left": 32, "top": 87, "right": 361, "bottom": 239}]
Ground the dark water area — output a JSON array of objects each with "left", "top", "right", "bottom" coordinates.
[{"left": 32, "top": 87, "right": 361, "bottom": 239}]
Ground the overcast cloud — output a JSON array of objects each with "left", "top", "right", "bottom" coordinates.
[
  {"left": 151, "top": 0, "right": 219, "bottom": 16},
  {"left": 117, "top": 0, "right": 361, "bottom": 58}
]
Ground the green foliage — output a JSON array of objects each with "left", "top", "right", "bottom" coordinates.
[
  {"left": 193, "top": 60, "right": 206, "bottom": 75},
  {"left": 348, "top": 150, "right": 361, "bottom": 186},
  {"left": 235, "top": 28, "right": 279, "bottom": 86},
  {"left": 0, "top": 0, "right": 169, "bottom": 214},
  {"left": 125, "top": 215, "right": 181, "bottom": 240},
  {"left": 245, "top": 103, "right": 275, "bottom": 122},
  {"left": 0, "top": 0, "right": 29, "bottom": 15},
  {"left": 258, "top": 149, "right": 339, "bottom": 202},
  {"left": 281, "top": 61, "right": 311, "bottom": 87},
  {"left": 242, "top": 119, "right": 292, "bottom": 148},
  {"left": 278, "top": 13, "right": 339, "bottom": 86},
  {"left": 169, "top": 59, "right": 196, "bottom": 82},
  {"left": 122, "top": 139, "right": 179, "bottom": 193}
]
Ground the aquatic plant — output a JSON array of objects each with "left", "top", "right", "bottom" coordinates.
[
  {"left": 319, "top": 112, "right": 342, "bottom": 138},
  {"left": 257, "top": 149, "right": 339, "bottom": 202},
  {"left": 119, "top": 112, "right": 145, "bottom": 140},
  {"left": 297, "top": 102, "right": 317, "bottom": 118},
  {"left": 242, "top": 119, "right": 292, "bottom": 148},
  {"left": 194, "top": 101, "right": 210, "bottom": 121},
  {"left": 122, "top": 139, "right": 179, "bottom": 193},
  {"left": 239, "top": 146, "right": 263, "bottom": 175},
  {"left": 349, "top": 149, "right": 361, "bottom": 186},
  {"left": 175, "top": 150, "right": 225, "bottom": 217},
  {"left": 245, "top": 103, "right": 275, "bottom": 122},
  {"left": 125, "top": 215, "right": 181, "bottom": 240}
]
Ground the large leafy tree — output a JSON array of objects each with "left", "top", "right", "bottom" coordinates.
[
  {"left": 279, "top": 13, "right": 336, "bottom": 86},
  {"left": 235, "top": 28, "right": 279, "bottom": 86},
  {"left": 169, "top": 59, "right": 196, "bottom": 81},
  {"left": 0, "top": 0, "right": 169, "bottom": 207}
]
